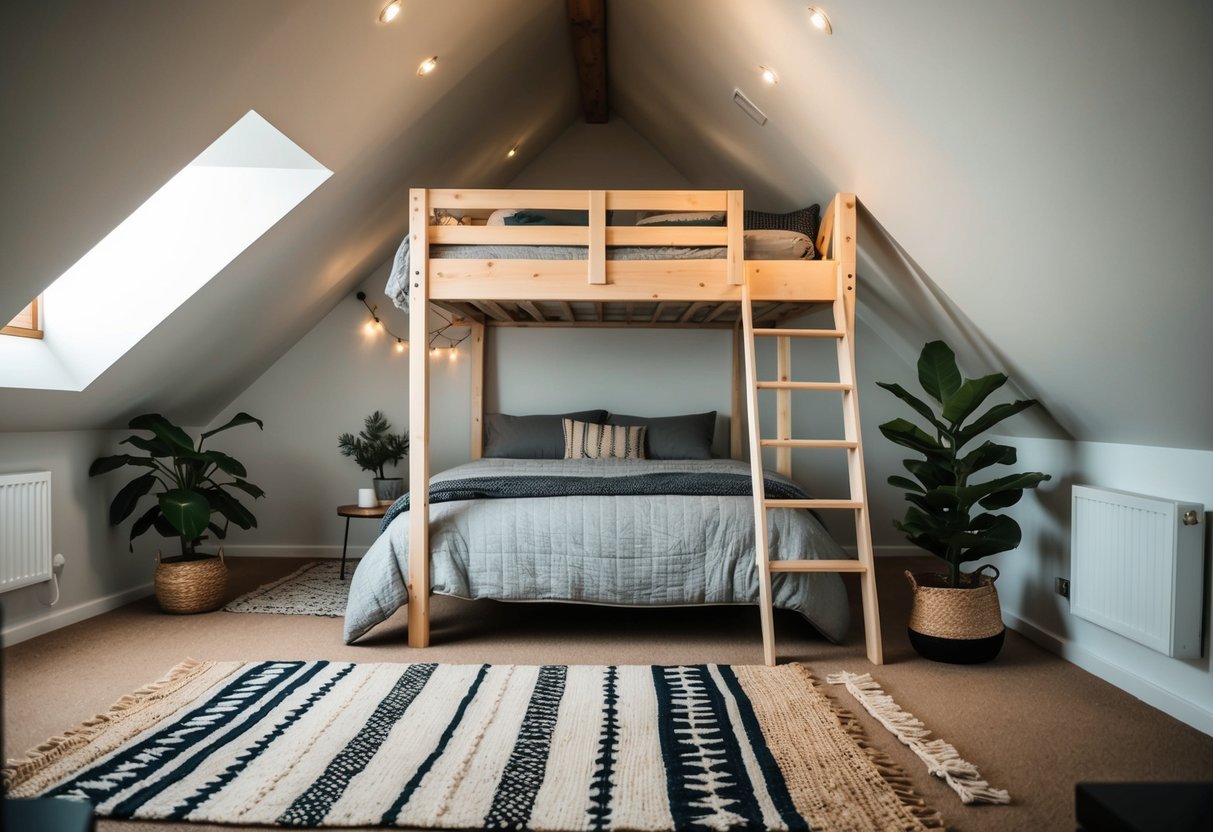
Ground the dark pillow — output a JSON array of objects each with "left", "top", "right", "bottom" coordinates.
[
  {"left": 606, "top": 412, "right": 716, "bottom": 460},
  {"left": 744, "top": 205, "right": 820, "bottom": 255},
  {"left": 504, "top": 210, "right": 616, "bottom": 226},
  {"left": 484, "top": 410, "right": 608, "bottom": 459}
]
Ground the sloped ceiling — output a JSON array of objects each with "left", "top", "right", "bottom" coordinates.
[
  {"left": 0, "top": 0, "right": 578, "bottom": 430},
  {"left": 2, "top": 0, "right": 1210, "bottom": 450}
]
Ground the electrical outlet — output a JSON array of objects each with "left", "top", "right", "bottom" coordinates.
[{"left": 1055, "top": 577, "right": 1070, "bottom": 598}]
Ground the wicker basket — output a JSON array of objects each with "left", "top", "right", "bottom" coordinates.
[
  {"left": 155, "top": 549, "right": 228, "bottom": 614},
  {"left": 906, "top": 565, "right": 1005, "bottom": 663}
]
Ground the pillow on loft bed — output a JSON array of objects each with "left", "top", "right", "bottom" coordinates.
[
  {"left": 484, "top": 410, "right": 608, "bottom": 459},
  {"left": 563, "top": 419, "right": 646, "bottom": 460},
  {"left": 635, "top": 211, "right": 726, "bottom": 226},
  {"left": 486, "top": 209, "right": 619, "bottom": 226},
  {"left": 744, "top": 205, "right": 820, "bottom": 245},
  {"left": 606, "top": 411, "right": 716, "bottom": 460}
]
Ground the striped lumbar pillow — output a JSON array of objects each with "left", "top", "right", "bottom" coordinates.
[{"left": 563, "top": 418, "right": 646, "bottom": 459}]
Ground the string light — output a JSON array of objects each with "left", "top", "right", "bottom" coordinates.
[
  {"left": 356, "top": 291, "right": 469, "bottom": 356},
  {"left": 378, "top": 1, "right": 402, "bottom": 24}
]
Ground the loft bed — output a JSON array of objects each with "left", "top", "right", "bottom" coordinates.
[{"left": 345, "top": 188, "right": 883, "bottom": 666}]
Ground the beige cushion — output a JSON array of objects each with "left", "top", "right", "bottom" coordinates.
[{"left": 562, "top": 418, "right": 646, "bottom": 460}]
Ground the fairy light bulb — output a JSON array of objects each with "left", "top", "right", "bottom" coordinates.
[
  {"left": 760, "top": 66, "right": 778, "bottom": 85},
  {"left": 417, "top": 56, "right": 438, "bottom": 76},
  {"left": 447, "top": 347, "right": 457, "bottom": 361},
  {"left": 807, "top": 6, "right": 833, "bottom": 34},
  {"left": 379, "top": 1, "right": 402, "bottom": 23},
  {"left": 395, "top": 339, "right": 406, "bottom": 353}
]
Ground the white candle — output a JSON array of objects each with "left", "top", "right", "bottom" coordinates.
[{"left": 357, "top": 488, "right": 376, "bottom": 508}]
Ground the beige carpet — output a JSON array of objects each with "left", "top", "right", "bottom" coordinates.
[{"left": 5, "top": 556, "right": 1213, "bottom": 831}]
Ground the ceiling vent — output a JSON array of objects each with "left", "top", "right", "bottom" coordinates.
[{"left": 732, "top": 88, "right": 768, "bottom": 126}]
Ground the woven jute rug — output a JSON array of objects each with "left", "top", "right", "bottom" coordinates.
[
  {"left": 223, "top": 561, "right": 349, "bottom": 617},
  {"left": 4, "top": 660, "right": 942, "bottom": 830}
]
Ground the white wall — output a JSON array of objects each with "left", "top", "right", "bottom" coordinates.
[
  {"left": 200, "top": 262, "right": 472, "bottom": 557},
  {"left": 0, "top": 431, "right": 152, "bottom": 645},
  {"left": 993, "top": 437, "right": 1213, "bottom": 735}
]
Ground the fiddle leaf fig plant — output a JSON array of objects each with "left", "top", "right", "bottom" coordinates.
[
  {"left": 878, "top": 341, "right": 1051, "bottom": 588},
  {"left": 89, "top": 412, "right": 265, "bottom": 561}
]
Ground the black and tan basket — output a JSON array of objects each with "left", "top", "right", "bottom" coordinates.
[
  {"left": 154, "top": 548, "right": 228, "bottom": 614},
  {"left": 906, "top": 565, "right": 1005, "bottom": 663}
]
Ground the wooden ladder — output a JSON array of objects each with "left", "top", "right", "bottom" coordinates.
[{"left": 740, "top": 194, "right": 883, "bottom": 666}]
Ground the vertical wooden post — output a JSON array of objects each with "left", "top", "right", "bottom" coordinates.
[
  {"left": 731, "top": 323, "right": 743, "bottom": 460},
  {"left": 588, "top": 190, "right": 606, "bottom": 285},
  {"left": 726, "top": 190, "right": 744, "bottom": 285},
  {"left": 408, "top": 189, "right": 431, "bottom": 648},
  {"left": 469, "top": 321, "right": 485, "bottom": 460},
  {"left": 834, "top": 192, "right": 882, "bottom": 665}
]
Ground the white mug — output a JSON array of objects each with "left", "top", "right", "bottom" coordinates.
[{"left": 357, "top": 488, "right": 376, "bottom": 508}]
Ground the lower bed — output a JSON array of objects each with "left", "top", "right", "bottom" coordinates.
[{"left": 343, "top": 458, "right": 852, "bottom": 645}]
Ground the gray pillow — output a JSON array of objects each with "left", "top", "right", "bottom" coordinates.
[
  {"left": 484, "top": 410, "right": 608, "bottom": 459},
  {"left": 606, "top": 412, "right": 716, "bottom": 460}
]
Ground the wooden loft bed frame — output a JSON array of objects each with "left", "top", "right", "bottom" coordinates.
[{"left": 406, "top": 188, "right": 882, "bottom": 665}]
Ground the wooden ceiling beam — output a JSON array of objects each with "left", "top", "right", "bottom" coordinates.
[{"left": 567, "top": 0, "right": 607, "bottom": 123}]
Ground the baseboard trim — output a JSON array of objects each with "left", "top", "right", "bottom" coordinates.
[
  {"left": 1002, "top": 610, "right": 1213, "bottom": 737},
  {"left": 2, "top": 582, "right": 155, "bottom": 647}
]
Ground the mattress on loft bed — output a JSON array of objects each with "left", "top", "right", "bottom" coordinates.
[
  {"left": 384, "top": 230, "right": 815, "bottom": 311},
  {"left": 342, "top": 458, "right": 853, "bottom": 644}
]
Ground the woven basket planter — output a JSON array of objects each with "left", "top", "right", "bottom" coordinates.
[
  {"left": 906, "top": 566, "right": 1005, "bottom": 664},
  {"left": 155, "top": 549, "right": 228, "bottom": 614}
]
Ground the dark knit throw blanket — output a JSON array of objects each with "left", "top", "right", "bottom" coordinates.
[{"left": 380, "top": 472, "right": 815, "bottom": 534}]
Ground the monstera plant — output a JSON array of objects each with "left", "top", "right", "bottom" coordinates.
[
  {"left": 89, "top": 412, "right": 265, "bottom": 561},
  {"left": 878, "top": 341, "right": 1051, "bottom": 588}
]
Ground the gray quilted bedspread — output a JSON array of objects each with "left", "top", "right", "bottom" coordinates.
[{"left": 343, "top": 458, "right": 852, "bottom": 644}]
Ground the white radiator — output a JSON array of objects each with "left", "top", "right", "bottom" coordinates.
[
  {"left": 0, "top": 471, "right": 53, "bottom": 593},
  {"left": 1070, "top": 485, "right": 1205, "bottom": 658}
]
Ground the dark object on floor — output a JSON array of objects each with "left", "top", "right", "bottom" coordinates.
[
  {"left": 3, "top": 797, "right": 95, "bottom": 832},
  {"left": 1076, "top": 782, "right": 1213, "bottom": 831},
  {"left": 907, "top": 627, "right": 1006, "bottom": 664}
]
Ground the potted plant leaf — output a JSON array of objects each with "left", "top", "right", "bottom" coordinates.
[
  {"left": 338, "top": 411, "right": 409, "bottom": 505},
  {"left": 89, "top": 412, "right": 264, "bottom": 613},
  {"left": 878, "top": 341, "right": 1050, "bottom": 663}
]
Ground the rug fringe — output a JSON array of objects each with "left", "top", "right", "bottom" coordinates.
[
  {"left": 827, "top": 671, "right": 1011, "bottom": 806},
  {"left": 3, "top": 658, "right": 212, "bottom": 791},
  {"left": 790, "top": 664, "right": 945, "bottom": 830}
]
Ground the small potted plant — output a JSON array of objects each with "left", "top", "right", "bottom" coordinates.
[
  {"left": 89, "top": 412, "right": 264, "bottom": 613},
  {"left": 338, "top": 411, "right": 409, "bottom": 505},
  {"left": 879, "top": 341, "right": 1050, "bottom": 663}
]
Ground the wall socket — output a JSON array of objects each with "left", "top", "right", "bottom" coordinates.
[{"left": 1055, "top": 577, "right": 1070, "bottom": 598}]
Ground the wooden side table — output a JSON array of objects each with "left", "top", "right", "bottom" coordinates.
[{"left": 336, "top": 504, "right": 388, "bottom": 580}]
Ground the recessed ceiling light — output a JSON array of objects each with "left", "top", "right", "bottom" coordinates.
[
  {"left": 807, "top": 6, "right": 833, "bottom": 35},
  {"left": 417, "top": 56, "right": 438, "bottom": 76},
  {"left": 759, "top": 66, "right": 779, "bottom": 85},
  {"left": 378, "top": 1, "right": 402, "bottom": 24},
  {"left": 506, "top": 145, "right": 518, "bottom": 159}
]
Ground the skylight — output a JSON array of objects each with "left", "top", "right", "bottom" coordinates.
[{"left": 0, "top": 111, "right": 331, "bottom": 391}]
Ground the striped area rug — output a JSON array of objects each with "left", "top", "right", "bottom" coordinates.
[{"left": 5, "top": 660, "right": 941, "bottom": 830}]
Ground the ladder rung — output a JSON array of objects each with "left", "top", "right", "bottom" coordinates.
[
  {"left": 769, "top": 559, "right": 869, "bottom": 573},
  {"left": 751, "top": 328, "right": 845, "bottom": 339},
  {"left": 764, "top": 499, "right": 864, "bottom": 510},
  {"left": 755, "top": 381, "right": 852, "bottom": 391},
  {"left": 760, "top": 439, "right": 857, "bottom": 449}
]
